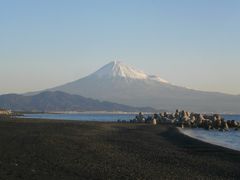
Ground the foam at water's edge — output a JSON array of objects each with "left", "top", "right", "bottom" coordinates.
[{"left": 178, "top": 128, "right": 240, "bottom": 152}]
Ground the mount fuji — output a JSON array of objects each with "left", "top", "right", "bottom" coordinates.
[{"left": 34, "top": 61, "right": 239, "bottom": 113}]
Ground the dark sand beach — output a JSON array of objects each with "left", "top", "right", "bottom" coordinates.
[{"left": 0, "top": 118, "right": 239, "bottom": 180}]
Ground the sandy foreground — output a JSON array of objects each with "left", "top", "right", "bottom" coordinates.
[{"left": 0, "top": 118, "right": 239, "bottom": 180}]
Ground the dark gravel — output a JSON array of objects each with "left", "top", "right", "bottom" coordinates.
[{"left": 0, "top": 118, "right": 239, "bottom": 180}]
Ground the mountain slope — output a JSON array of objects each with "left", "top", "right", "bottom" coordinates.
[
  {"left": 30, "top": 61, "right": 240, "bottom": 113},
  {"left": 0, "top": 91, "right": 155, "bottom": 112}
]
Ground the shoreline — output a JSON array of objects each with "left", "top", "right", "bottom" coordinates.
[
  {"left": 177, "top": 127, "right": 240, "bottom": 152},
  {"left": 15, "top": 114, "right": 240, "bottom": 152}
]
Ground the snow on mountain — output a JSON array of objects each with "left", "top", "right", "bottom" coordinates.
[
  {"left": 26, "top": 61, "right": 240, "bottom": 113},
  {"left": 91, "top": 61, "right": 168, "bottom": 83},
  {"left": 148, "top": 75, "right": 169, "bottom": 84}
]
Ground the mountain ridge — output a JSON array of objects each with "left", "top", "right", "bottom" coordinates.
[{"left": 0, "top": 91, "right": 156, "bottom": 112}]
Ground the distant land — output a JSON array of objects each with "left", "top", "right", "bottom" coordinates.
[
  {"left": 0, "top": 91, "right": 156, "bottom": 113},
  {"left": 26, "top": 61, "right": 240, "bottom": 113}
]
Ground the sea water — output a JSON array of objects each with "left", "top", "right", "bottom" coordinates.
[
  {"left": 22, "top": 113, "right": 136, "bottom": 122},
  {"left": 180, "top": 115, "right": 240, "bottom": 151},
  {"left": 21, "top": 113, "right": 240, "bottom": 151}
]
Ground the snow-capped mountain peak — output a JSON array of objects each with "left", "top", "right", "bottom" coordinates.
[
  {"left": 91, "top": 61, "right": 168, "bottom": 83},
  {"left": 28, "top": 61, "right": 240, "bottom": 113},
  {"left": 92, "top": 61, "right": 147, "bottom": 79}
]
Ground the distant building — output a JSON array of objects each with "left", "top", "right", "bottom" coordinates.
[{"left": 0, "top": 108, "right": 12, "bottom": 115}]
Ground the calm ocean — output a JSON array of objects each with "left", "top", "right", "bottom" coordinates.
[{"left": 22, "top": 113, "right": 137, "bottom": 122}]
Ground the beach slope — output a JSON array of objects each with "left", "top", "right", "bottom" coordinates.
[{"left": 0, "top": 119, "right": 239, "bottom": 179}]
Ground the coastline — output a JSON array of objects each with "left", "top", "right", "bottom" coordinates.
[
  {"left": 177, "top": 127, "right": 240, "bottom": 152},
  {"left": 0, "top": 118, "right": 240, "bottom": 179},
  {"left": 13, "top": 113, "right": 240, "bottom": 152}
]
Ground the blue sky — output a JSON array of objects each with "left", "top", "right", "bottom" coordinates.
[{"left": 1, "top": 0, "right": 240, "bottom": 94}]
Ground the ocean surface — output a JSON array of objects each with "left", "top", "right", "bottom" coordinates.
[
  {"left": 21, "top": 113, "right": 240, "bottom": 151},
  {"left": 180, "top": 115, "right": 240, "bottom": 152},
  {"left": 22, "top": 113, "right": 137, "bottom": 122}
]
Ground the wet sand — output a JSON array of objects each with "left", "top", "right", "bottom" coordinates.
[{"left": 0, "top": 118, "right": 239, "bottom": 180}]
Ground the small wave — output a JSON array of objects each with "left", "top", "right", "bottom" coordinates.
[{"left": 179, "top": 128, "right": 240, "bottom": 152}]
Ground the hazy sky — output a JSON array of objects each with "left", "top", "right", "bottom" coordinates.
[{"left": 1, "top": 0, "right": 240, "bottom": 95}]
